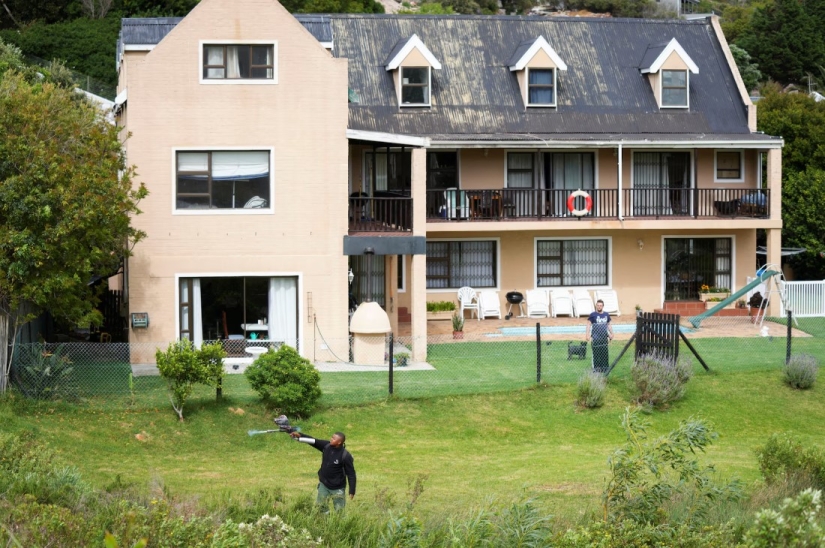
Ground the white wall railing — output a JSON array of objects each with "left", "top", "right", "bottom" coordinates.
[{"left": 780, "top": 280, "right": 825, "bottom": 317}]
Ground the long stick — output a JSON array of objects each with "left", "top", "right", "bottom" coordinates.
[{"left": 247, "top": 429, "right": 279, "bottom": 436}]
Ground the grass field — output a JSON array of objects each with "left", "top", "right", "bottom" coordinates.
[{"left": 3, "top": 349, "right": 825, "bottom": 523}]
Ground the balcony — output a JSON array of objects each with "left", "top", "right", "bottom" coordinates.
[
  {"left": 349, "top": 193, "right": 413, "bottom": 233},
  {"left": 425, "top": 188, "right": 769, "bottom": 222}
]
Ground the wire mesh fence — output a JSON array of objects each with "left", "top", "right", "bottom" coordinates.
[{"left": 7, "top": 313, "right": 824, "bottom": 409}]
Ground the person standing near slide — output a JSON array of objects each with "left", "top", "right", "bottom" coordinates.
[{"left": 586, "top": 299, "right": 613, "bottom": 373}]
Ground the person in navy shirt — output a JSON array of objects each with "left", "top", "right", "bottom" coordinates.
[{"left": 586, "top": 299, "right": 614, "bottom": 373}]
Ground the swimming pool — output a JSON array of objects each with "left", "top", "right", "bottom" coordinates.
[
  {"left": 494, "top": 324, "right": 693, "bottom": 336},
  {"left": 496, "top": 324, "right": 635, "bottom": 336}
]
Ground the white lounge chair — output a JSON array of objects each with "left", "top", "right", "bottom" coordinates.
[
  {"left": 550, "top": 289, "right": 575, "bottom": 317},
  {"left": 525, "top": 289, "right": 550, "bottom": 318},
  {"left": 572, "top": 289, "right": 595, "bottom": 317},
  {"left": 478, "top": 290, "right": 502, "bottom": 320},
  {"left": 457, "top": 286, "right": 480, "bottom": 321},
  {"left": 594, "top": 289, "right": 621, "bottom": 316}
]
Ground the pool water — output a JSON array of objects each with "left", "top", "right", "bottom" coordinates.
[{"left": 495, "top": 324, "right": 694, "bottom": 336}]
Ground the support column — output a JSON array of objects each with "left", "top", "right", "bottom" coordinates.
[
  {"left": 387, "top": 255, "right": 398, "bottom": 334},
  {"left": 410, "top": 147, "right": 427, "bottom": 361},
  {"left": 767, "top": 228, "right": 783, "bottom": 317},
  {"left": 766, "top": 148, "right": 783, "bottom": 317}
]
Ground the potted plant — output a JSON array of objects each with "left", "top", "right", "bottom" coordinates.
[
  {"left": 426, "top": 300, "right": 456, "bottom": 321},
  {"left": 393, "top": 353, "right": 409, "bottom": 367},
  {"left": 451, "top": 312, "right": 464, "bottom": 339},
  {"left": 635, "top": 304, "right": 642, "bottom": 317},
  {"left": 736, "top": 299, "right": 747, "bottom": 309},
  {"left": 698, "top": 285, "right": 730, "bottom": 302}
]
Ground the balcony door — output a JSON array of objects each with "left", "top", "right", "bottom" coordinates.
[
  {"left": 543, "top": 152, "right": 595, "bottom": 216},
  {"left": 633, "top": 152, "right": 691, "bottom": 216}
]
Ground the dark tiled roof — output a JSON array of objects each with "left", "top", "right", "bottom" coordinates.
[
  {"left": 506, "top": 38, "right": 536, "bottom": 68},
  {"left": 293, "top": 14, "right": 333, "bottom": 43},
  {"left": 638, "top": 42, "right": 668, "bottom": 71},
  {"left": 118, "top": 13, "right": 772, "bottom": 141},
  {"left": 328, "top": 15, "right": 753, "bottom": 138}
]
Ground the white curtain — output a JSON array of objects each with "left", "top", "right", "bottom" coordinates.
[
  {"left": 193, "top": 278, "right": 203, "bottom": 347},
  {"left": 268, "top": 277, "right": 297, "bottom": 347},
  {"left": 206, "top": 47, "right": 224, "bottom": 78},
  {"left": 373, "top": 153, "right": 388, "bottom": 191},
  {"left": 226, "top": 46, "right": 241, "bottom": 78}
]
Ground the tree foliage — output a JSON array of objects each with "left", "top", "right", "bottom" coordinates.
[
  {"left": 729, "top": 44, "right": 762, "bottom": 94},
  {"left": 736, "top": 0, "right": 825, "bottom": 86},
  {"left": 0, "top": 39, "right": 147, "bottom": 390},
  {"left": 155, "top": 340, "right": 226, "bottom": 420},
  {"left": 757, "top": 83, "right": 825, "bottom": 279}
]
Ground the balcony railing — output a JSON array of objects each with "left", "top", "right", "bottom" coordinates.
[
  {"left": 424, "top": 188, "right": 769, "bottom": 221},
  {"left": 349, "top": 196, "right": 413, "bottom": 233}
]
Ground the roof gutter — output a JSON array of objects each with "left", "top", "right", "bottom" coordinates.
[{"left": 427, "top": 138, "right": 783, "bottom": 149}]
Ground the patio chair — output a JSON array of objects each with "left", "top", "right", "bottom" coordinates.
[
  {"left": 550, "top": 289, "right": 575, "bottom": 318},
  {"left": 525, "top": 289, "right": 550, "bottom": 318},
  {"left": 457, "top": 286, "right": 480, "bottom": 321},
  {"left": 594, "top": 289, "right": 621, "bottom": 316},
  {"left": 478, "top": 290, "right": 502, "bottom": 320},
  {"left": 572, "top": 289, "right": 595, "bottom": 317}
]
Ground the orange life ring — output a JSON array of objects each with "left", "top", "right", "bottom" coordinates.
[{"left": 567, "top": 190, "right": 593, "bottom": 217}]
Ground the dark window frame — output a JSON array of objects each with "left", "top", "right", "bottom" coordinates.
[
  {"left": 536, "top": 239, "right": 609, "bottom": 287},
  {"left": 716, "top": 150, "right": 743, "bottom": 181},
  {"left": 400, "top": 66, "right": 431, "bottom": 106},
  {"left": 527, "top": 68, "right": 556, "bottom": 106},
  {"left": 203, "top": 44, "right": 275, "bottom": 80},
  {"left": 175, "top": 150, "right": 271, "bottom": 210},
  {"left": 426, "top": 240, "right": 497, "bottom": 289}
]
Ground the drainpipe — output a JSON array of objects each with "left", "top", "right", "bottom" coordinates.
[{"left": 617, "top": 142, "right": 623, "bottom": 221}]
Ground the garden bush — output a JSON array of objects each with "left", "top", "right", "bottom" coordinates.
[
  {"left": 13, "top": 344, "right": 78, "bottom": 401},
  {"left": 782, "top": 353, "right": 820, "bottom": 389},
  {"left": 245, "top": 345, "right": 321, "bottom": 416},
  {"left": 630, "top": 351, "right": 693, "bottom": 408},
  {"left": 156, "top": 340, "right": 209, "bottom": 421},
  {"left": 743, "top": 488, "right": 825, "bottom": 547},
  {"left": 426, "top": 300, "right": 455, "bottom": 312},
  {"left": 576, "top": 370, "right": 606, "bottom": 408},
  {"left": 756, "top": 433, "right": 825, "bottom": 490}
]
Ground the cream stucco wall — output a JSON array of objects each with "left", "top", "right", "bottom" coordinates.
[{"left": 121, "top": 0, "right": 349, "bottom": 360}]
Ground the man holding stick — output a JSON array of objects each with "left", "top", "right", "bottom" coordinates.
[{"left": 290, "top": 430, "right": 356, "bottom": 512}]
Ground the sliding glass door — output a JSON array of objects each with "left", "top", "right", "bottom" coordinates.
[{"left": 179, "top": 276, "right": 298, "bottom": 349}]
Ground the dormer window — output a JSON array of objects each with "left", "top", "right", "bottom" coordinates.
[
  {"left": 528, "top": 68, "right": 556, "bottom": 106},
  {"left": 508, "top": 36, "right": 567, "bottom": 110},
  {"left": 401, "top": 67, "right": 430, "bottom": 106},
  {"left": 661, "top": 69, "right": 688, "bottom": 107},
  {"left": 385, "top": 34, "right": 442, "bottom": 109},
  {"left": 639, "top": 38, "right": 698, "bottom": 110}
]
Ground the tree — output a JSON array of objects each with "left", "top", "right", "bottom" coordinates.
[
  {"left": 729, "top": 44, "right": 762, "bottom": 94},
  {"left": 757, "top": 83, "right": 825, "bottom": 279},
  {"left": 736, "top": 0, "right": 825, "bottom": 85},
  {"left": 0, "top": 40, "right": 147, "bottom": 393}
]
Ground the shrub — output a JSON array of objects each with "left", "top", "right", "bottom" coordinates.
[
  {"left": 556, "top": 520, "right": 736, "bottom": 547},
  {"left": 426, "top": 300, "right": 456, "bottom": 312},
  {"left": 393, "top": 353, "right": 409, "bottom": 367},
  {"left": 14, "top": 344, "right": 78, "bottom": 400},
  {"left": 602, "top": 408, "right": 742, "bottom": 526},
  {"left": 743, "top": 488, "right": 825, "bottom": 548},
  {"left": 576, "top": 370, "right": 606, "bottom": 409},
  {"left": 155, "top": 340, "right": 209, "bottom": 421},
  {"left": 782, "top": 353, "right": 819, "bottom": 389},
  {"left": 198, "top": 341, "right": 227, "bottom": 400},
  {"left": 630, "top": 351, "right": 693, "bottom": 408},
  {"left": 756, "top": 433, "right": 825, "bottom": 490},
  {"left": 245, "top": 345, "right": 321, "bottom": 416},
  {"left": 212, "top": 514, "right": 321, "bottom": 547}
]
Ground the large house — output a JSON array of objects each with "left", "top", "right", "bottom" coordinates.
[{"left": 115, "top": 0, "right": 783, "bottom": 362}]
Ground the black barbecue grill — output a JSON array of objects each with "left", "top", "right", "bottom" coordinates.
[{"left": 505, "top": 291, "right": 525, "bottom": 319}]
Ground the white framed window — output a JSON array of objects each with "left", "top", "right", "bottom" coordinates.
[
  {"left": 400, "top": 66, "right": 431, "bottom": 107},
  {"left": 426, "top": 239, "right": 498, "bottom": 290},
  {"left": 397, "top": 255, "right": 406, "bottom": 293},
  {"left": 199, "top": 41, "right": 277, "bottom": 85},
  {"left": 535, "top": 237, "right": 611, "bottom": 288},
  {"left": 714, "top": 150, "right": 744, "bottom": 183},
  {"left": 527, "top": 68, "right": 556, "bottom": 107},
  {"left": 660, "top": 69, "right": 688, "bottom": 108},
  {"left": 174, "top": 148, "right": 274, "bottom": 214}
]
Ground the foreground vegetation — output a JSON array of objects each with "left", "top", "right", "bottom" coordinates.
[{"left": 3, "top": 360, "right": 825, "bottom": 545}]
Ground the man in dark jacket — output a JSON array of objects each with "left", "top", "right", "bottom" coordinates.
[{"left": 290, "top": 430, "right": 356, "bottom": 512}]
